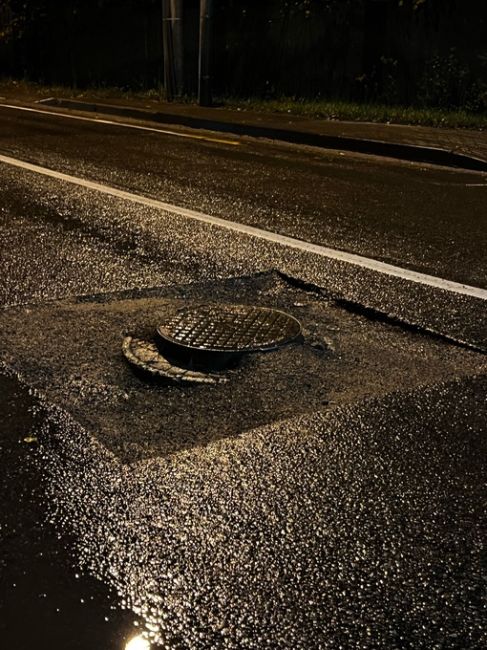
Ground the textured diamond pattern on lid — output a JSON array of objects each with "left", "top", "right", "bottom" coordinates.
[{"left": 156, "top": 304, "right": 301, "bottom": 353}]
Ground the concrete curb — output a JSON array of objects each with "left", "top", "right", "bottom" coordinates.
[{"left": 40, "top": 97, "right": 487, "bottom": 172}]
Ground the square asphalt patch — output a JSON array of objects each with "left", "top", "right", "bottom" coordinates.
[{"left": 0, "top": 271, "right": 484, "bottom": 463}]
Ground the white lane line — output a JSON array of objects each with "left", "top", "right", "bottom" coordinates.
[
  {"left": 0, "top": 152, "right": 486, "bottom": 301},
  {"left": 0, "top": 103, "right": 240, "bottom": 146}
]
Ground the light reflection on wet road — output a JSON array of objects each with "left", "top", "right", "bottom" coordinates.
[{"left": 0, "top": 372, "right": 154, "bottom": 649}]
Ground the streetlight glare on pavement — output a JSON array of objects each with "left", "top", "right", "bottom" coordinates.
[{"left": 125, "top": 634, "right": 150, "bottom": 650}]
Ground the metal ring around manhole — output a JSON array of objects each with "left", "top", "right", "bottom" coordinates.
[
  {"left": 122, "top": 336, "right": 227, "bottom": 385},
  {"left": 155, "top": 303, "right": 302, "bottom": 355}
]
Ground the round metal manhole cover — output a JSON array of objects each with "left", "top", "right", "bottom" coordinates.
[{"left": 156, "top": 304, "right": 302, "bottom": 354}]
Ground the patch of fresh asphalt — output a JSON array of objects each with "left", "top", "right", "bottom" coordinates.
[
  {"left": 0, "top": 104, "right": 486, "bottom": 289},
  {"left": 1, "top": 273, "right": 485, "bottom": 464}
]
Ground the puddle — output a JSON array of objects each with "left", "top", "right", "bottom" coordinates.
[{"left": 0, "top": 371, "right": 157, "bottom": 649}]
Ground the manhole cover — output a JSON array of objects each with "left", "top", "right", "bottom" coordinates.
[{"left": 156, "top": 303, "right": 302, "bottom": 354}]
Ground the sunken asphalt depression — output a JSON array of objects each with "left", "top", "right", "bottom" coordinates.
[{"left": 0, "top": 102, "right": 486, "bottom": 649}]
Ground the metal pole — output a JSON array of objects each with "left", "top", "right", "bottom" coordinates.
[
  {"left": 170, "top": 0, "right": 184, "bottom": 97},
  {"left": 198, "top": 0, "right": 213, "bottom": 107},
  {"left": 162, "top": 0, "right": 175, "bottom": 101}
]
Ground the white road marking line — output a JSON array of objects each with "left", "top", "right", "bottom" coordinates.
[
  {"left": 0, "top": 103, "right": 240, "bottom": 146},
  {"left": 0, "top": 152, "right": 486, "bottom": 301}
]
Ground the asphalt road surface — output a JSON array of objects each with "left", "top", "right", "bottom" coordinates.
[
  {"left": 1, "top": 102, "right": 487, "bottom": 288},
  {"left": 0, "top": 102, "right": 486, "bottom": 650}
]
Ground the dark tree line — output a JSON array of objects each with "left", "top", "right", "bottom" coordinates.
[{"left": 1, "top": 0, "right": 486, "bottom": 110}]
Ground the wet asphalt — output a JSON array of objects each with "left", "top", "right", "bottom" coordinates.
[
  {"left": 0, "top": 372, "right": 140, "bottom": 648},
  {"left": 0, "top": 103, "right": 486, "bottom": 649},
  {"left": 0, "top": 104, "right": 486, "bottom": 288}
]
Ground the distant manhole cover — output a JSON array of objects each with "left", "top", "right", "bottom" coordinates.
[{"left": 156, "top": 304, "right": 302, "bottom": 357}]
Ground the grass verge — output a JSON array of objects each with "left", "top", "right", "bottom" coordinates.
[
  {"left": 0, "top": 78, "right": 168, "bottom": 103},
  {"left": 1, "top": 79, "right": 486, "bottom": 130},
  {"left": 220, "top": 97, "right": 487, "bottom": 130}
]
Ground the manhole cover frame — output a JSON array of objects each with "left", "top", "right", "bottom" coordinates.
[{"left": 122, "top": 336, "right": 228, "bottom": 384}]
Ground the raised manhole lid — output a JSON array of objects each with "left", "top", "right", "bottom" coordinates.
[{"left": 156, "top": 303, "right": 302, "bottom": 354}]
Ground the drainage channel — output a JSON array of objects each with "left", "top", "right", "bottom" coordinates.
[{"left": 0, "top": 371, "right": 159, "bottom": 650}]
